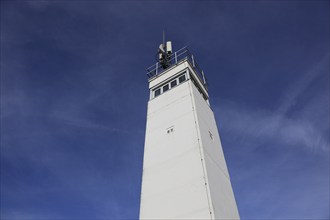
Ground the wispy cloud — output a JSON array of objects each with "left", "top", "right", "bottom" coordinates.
[
  {"left": 215, "top": 54, "right": 329, "bottom": 154},
  {"left": 49, "top": 110, "right": 129, "bottom": 133},
  {"left": 217, "top": 104, "right": 328, "bottom": 153},
  {"left": 213, "top": 53, "right": 329, "bottom": 219},
  {"left": 278, "top": 54, "right": 329, "bottom": 115}
]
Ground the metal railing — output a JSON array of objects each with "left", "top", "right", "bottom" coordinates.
[{"left": 146, "top": 47, "right": 208, "bottom": 89}]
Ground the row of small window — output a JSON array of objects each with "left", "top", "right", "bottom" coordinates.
[{"left": 154, "top": 74, "right": 187, "bottom": 98}]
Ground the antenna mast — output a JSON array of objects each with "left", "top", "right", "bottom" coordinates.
[
  {"left": 163, "top": 31, "right": 165, "bottom": 46},
  {"left": 158, "top": 32, "right": 172, "bottom": 69}
]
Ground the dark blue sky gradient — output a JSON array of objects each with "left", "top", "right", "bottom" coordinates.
[{"left": 1, "top": 1, "right": 329, "bottom": 219}]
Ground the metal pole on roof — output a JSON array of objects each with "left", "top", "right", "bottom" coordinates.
[
  {"left": 156, "top": 62, "right": 158, "bottom": 75},
  {"left": 192, "top": 55, "right": 195, "bottom": 67},
  {"left": 163, "top": 31, "right": 165, "bottom": 46},
  {"left": 202, "top": 70, "right": 206, "bottom": 84}
]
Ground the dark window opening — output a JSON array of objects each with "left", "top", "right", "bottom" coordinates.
[
  {"left": 179, "top": 75, "right": 186, "bottom": 83},
  {"left": 154, "top": 88, "right": 161, "bottom": 97},
  {"left": 163, "top": 84, "right": 169, "bottom": 92},
  {"left": 171, "top": 80, "right": 177, "bottom": 88}
]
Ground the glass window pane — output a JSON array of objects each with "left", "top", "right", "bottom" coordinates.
[
  {"left": 154, "top": 88, "right": 161, "bottom": 97},
  {"left": 163, "top": 84, "right": 169, "bottom": 92},
  {"left": 171, "top": 80, "right": 177, "bottom": 88},
  {"left": 179, "top": 75, "right": 186, "bottom": 83}
]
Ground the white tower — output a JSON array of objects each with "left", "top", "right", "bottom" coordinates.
[{"left": 140, "top": 42, "right": 240, "bottom": 219}]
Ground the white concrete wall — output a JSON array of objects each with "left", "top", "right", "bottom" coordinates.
[
  {"left": 140, "top": 80, "right": 211, "bottom": 219},
  {"left": 140, "top": 61, "right": 239, "bottom": 219},
  {"left": 190, "top": 81, "right": 240, "bottom": 219}
]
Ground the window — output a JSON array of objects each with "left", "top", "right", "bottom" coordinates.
[
  {"left": 152, "top": 72, "right": 188, "bottom": 99},
  {"left": 178, "top": 75, "right": 186, "bottom": 83},
  {"left": 154, "top": 88, "right": 161, "bottom": 97},
  {"left": 170, "top": 80, "right": 177, "bottom": 88},
  {"left": 163, "top": 84, "right": 169, "bottom": 92}
]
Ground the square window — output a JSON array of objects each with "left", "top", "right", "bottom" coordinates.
[
  {"left": 163, "top": 84, "right": 169, "bottom": 92},
  {"left": 154, "top": 88, "right": 161, "bottom": 97},
  {"left": 179, "top": 75, "right": 186, "bottom": 83},
  {"left": 170, "top": 80, "right": 177, "bottom": 88}
]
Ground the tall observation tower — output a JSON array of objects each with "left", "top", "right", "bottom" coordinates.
[{"left": 140, "top": 41, "right": 240, "bottom": 219}]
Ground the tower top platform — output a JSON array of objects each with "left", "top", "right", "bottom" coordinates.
[{"left": 146, "top": 47, "right": 208, "bottom": 90}]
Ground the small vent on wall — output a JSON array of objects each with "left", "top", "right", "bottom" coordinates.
[
  {"left": 167, "top": 126, "right": 174, "bottom": 134},
  {"left": 209, "top": 131, "right": 214, "bottom": 141}
]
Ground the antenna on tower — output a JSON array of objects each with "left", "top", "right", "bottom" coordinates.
[
  {"left": 158, "top": 31, "right": 172, "bottom": 69},
  {"left": 163, "top": 30, "right": 165, "bottom": 46}
]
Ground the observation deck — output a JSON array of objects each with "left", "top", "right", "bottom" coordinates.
[{"left": 146, "top": 47, "right": 208, "bottom": 90}]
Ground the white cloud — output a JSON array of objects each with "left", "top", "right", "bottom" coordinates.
[
  {"left": 215, "top": 54, "right": 329, "bottom": 154},
  {"left": 216, "top": 104, "right": 328, "bottom": 154}
]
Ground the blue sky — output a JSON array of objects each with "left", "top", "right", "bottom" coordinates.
[{"left": 1, "top": 1, "right": 329, "bottom": 219}]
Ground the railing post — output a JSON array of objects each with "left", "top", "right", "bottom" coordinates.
[
  {"left": 192, "top": 55, "right": 195, "bottom": 67},
  {"left": 175, "top": 52, "right": 177, "bottom": 64},
  {"left": 202, "top": 70, "right": 206, "bottom": 84},
  {"left": 156, "top": 62, "right": 158, "bottom": 75}
]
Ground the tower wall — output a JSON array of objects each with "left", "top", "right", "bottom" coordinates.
[
  {"left": 140, "top": 79, "right": 211, "bottom": 218},
  {"left": 140, "top": 60, "right": 239, "bottom": 219},
  {"left": 190, "top": 79, "right": 240, "bottom": 219}
]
